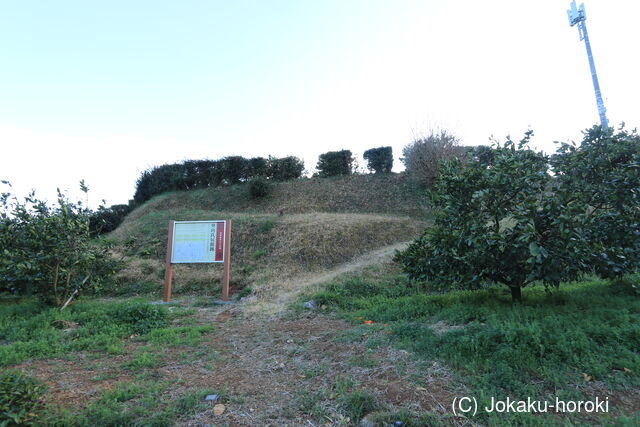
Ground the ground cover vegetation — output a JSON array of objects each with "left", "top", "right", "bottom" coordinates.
[
  {"left": 0, "top": 297, "right": 215, "bottom": 425},
  {"left": 309, "top": 264, "right": 640, "bottom": 425},
  {"left": 109, "top": 209, "right": 423, "bottom": 298},
  {"left": 396, "top": 126, "right": 640, "bottom": 302},
  {"left": 0, "top": 298, "right": 177, "bottom": 367}
]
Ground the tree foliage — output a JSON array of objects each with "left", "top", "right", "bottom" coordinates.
[
  {"left": 0, "top": 182, "right": 118, "bottom": 307},
  {"left": 265, "top": 156, "right": 305, "bottom": 181},
  {"left": 363, "top": 146, "right": 393, "bottom": 174},
  {"left": 395, "top": 126, "right": 640, "bottom": 302},
  {"left": 401, "top": 129, "right": 463, "bottom": 187},
  {"left": 316, "top": 150, "right": 355, "bottom": 177},
  {"left": 551, "top": 126, "right": 640, "bottom": 277}
]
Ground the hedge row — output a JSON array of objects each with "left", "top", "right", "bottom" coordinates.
[{"left": 133, "top": 156, "right": 304, "bottom": 205}]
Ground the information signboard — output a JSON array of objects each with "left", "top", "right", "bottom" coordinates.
[
  {"left": 163, "top": 219, "right": 232, "bottom": 302},
  {"left": 171, "top": 221, "right": 225, "bottom": 263}
]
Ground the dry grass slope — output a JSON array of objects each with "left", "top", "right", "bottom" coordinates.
[
  {"left": 109, "top": 174, "right": 428, "bottom": 298},
  {"left": 127, "top": 173, "right": 429, "bottom": 219}
]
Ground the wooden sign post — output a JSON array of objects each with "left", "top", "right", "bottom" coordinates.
[{"left": 163, "top": 219, "right": 232, "bottom": 302}]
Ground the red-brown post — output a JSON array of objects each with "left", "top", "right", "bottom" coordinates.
[
  {"left": 221, "top": 219, "right": 232, "bottom": 300},
  {"left": 163, "top": 220, "right": 175, "bottom": 302}
]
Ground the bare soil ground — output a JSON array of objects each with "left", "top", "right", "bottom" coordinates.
[{"left": 19, "top": 302, "right": 464, "bottom": 426}]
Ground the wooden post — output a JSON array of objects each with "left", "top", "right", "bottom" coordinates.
[
  {"left": 221, "top": 219, "right": 232, "bottom": 300},
  {"left": 163, "top": 220, "right": 175, "bottom": 302}
]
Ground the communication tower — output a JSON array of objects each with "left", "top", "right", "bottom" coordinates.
[{"left": 567, "top": 1, "right": 609, "bottom": 129}]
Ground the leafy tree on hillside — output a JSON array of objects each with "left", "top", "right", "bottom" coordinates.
[
  {"left": 363, "top": 146, "right": 393, "bottom": 174},
  {"left": 395, "top": 127, "right": 640, "bottom": 302},
  {"left": 401, "top": 129, "right": 462, "bottom": 187}
]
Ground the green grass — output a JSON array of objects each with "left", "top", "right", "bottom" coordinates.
[
  {"left": 44, "top": 381, "right": 218, "bottom": 426},
  {"left": 0, "top": 297, "right": 220, "bottom": 425},
  {"left": 310, "top": 270, "right": 640, "bottom": 425},
  {"left": 121, "top": 351, "right": 161, "bottom": 371},
  {"left": 339, "top": 389, "right": 379, "bottom": 421},
  {"left": 0, "top": 298, "right": 189, "bottom": 367},
  {"left": 144, "top": 325, "right": 214, "bottom": 347}
]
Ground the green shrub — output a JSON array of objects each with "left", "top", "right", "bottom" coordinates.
[
  {"left": 0, "top": 370, "right": 46, "bottom": 426},
  {"left": 258, "top": 219, "right": 275, "bottom": 233},
  {"left": 248, "top": 177, "right": 270, "bottom": 199},
  {"left": 0, "top": 182, "right": 118, "bottom": 306},
  {"left": 109, "top": 302, "right": 169, "bottom": 334},
  {"left": 363, "top": 146, "right": 393, "bottom": 174},
  {"left": 316, "top": 150, "right": 355, "bottom": 177}
]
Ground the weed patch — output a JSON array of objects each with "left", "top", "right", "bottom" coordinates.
[
  {"left": 145, "top": 324, "right": 213, "bottom": 346},
  {"left": 0, "top": 370, "right": 46, "bottom": 426},
  {"left": 121, "top": 351, "right": 161, "bottom": 371},
  {"left": 0, "top": 298, "right": 172, "bottom": 367},
  {"left": 340, "top": 389, "right": 379, "bottom": 421}
]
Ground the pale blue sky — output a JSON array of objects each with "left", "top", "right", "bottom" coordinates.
[{"left": 1, "top": 0, "right": 638, "bottom": 206}]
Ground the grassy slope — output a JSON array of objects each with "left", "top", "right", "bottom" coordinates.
[
  {"left": 108, "top": 174, "right": 428, "bottom": 296},
  {"left": 127, "top": 173, "right": 430, "bottom": 218}
]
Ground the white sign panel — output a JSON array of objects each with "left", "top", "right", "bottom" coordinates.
[{"left": 171, "top": 221, "right": 225, "bottom": 263}]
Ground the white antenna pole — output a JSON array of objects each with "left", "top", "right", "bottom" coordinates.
[{"left": 567, "top": 1, "right": 609, "bottom": 130}]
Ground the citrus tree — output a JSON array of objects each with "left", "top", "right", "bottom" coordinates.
[
  {"left": 395, "top": 127, "right": 640, "bottom": 302},
  {"left": 0, "top": 182, "right": 118, "bottom": 307}
]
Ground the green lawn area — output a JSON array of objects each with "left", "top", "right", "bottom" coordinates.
[{"left": 310, "top": 267, "right": 640, "bottom": 426}]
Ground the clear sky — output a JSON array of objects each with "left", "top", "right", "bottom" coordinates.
[{"left": 1, "top": 0, "right": 638, "bottom": 207}]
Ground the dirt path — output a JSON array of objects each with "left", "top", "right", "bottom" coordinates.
[
  {"left": 175, "top": 314, "right": 458, "bottom": 426},
  {"left": 167, "top": 241, "right": 462, "bottom": 425},
  {"left": 245, "top": 241, "right": 411, "bottom": 316},
  {"left": 18, "top": 241, "right": 468, "bottom": 426}
]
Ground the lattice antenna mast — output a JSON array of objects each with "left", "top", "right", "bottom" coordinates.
[{"left": 567, "top": 1, "right": 609, "bottom": 130}]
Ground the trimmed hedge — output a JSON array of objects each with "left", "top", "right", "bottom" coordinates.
[
  {"left": 133, "top": 155, "right": 304, "bottom": 205},
  {"left": 363, "top": 146, "right": 393, "bottom": 174},
  {"left": 316, "top": 150, "right": 355, "bottom": 177}
]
